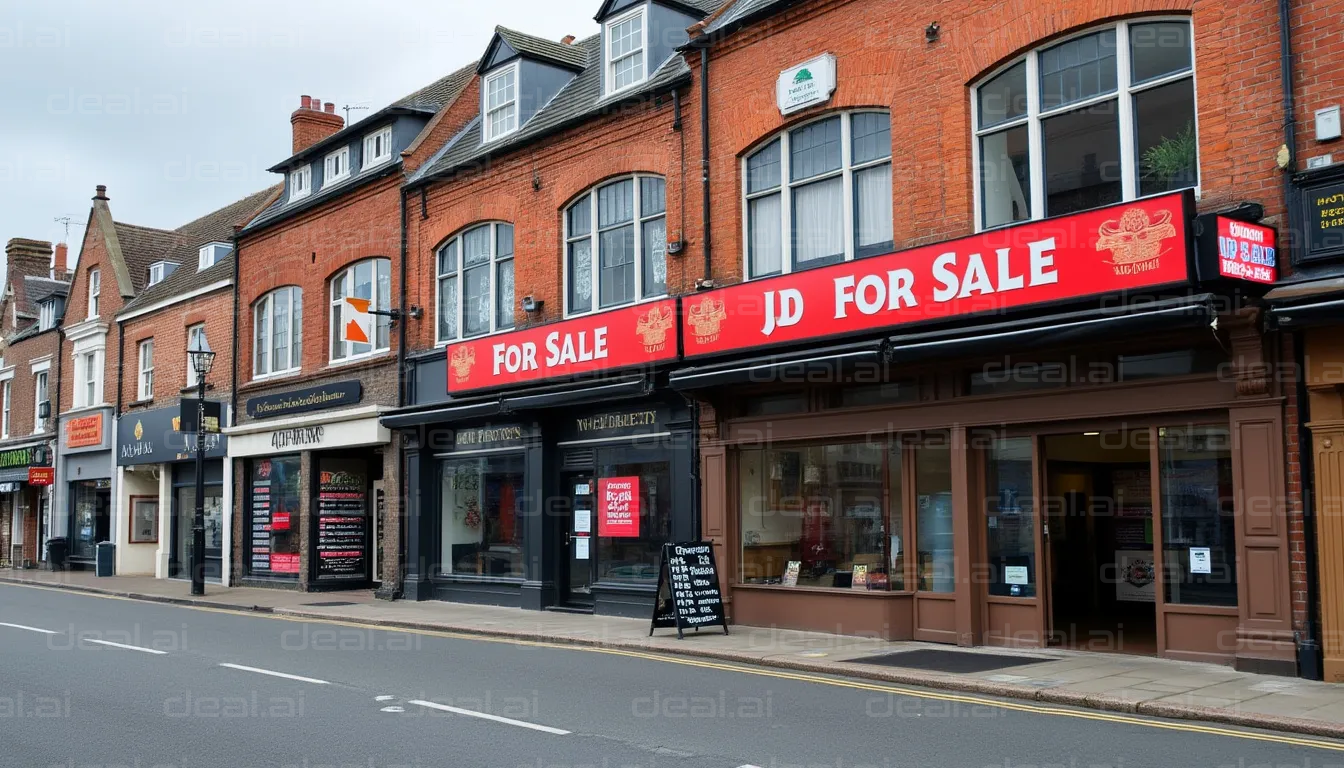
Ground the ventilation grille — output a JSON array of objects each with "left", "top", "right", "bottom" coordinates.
[{"left": 562, "top": 448, "right": 596, "bottom": 470}]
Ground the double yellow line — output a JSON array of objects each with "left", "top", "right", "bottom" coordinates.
[{"left": 7, "top": 580, "right": 1343, "bottom": 752}]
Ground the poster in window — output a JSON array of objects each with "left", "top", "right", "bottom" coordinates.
[
  {"left": 316, "top": 462, "right": 368, "bottom": 580},
  {"left": 598, "top": 477, "right": 640, "bottom": 538},
  {"left": 128, "top": 496, "right": 158, "bottom": 544}
]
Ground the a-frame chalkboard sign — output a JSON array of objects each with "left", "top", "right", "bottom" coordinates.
[{"left": 650, "top": 541, "right": 729, "bottom": 638}]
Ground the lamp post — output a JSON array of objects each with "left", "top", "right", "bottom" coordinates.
[{"left": 187, "top": 334, "right": 215, "bottom": 597}]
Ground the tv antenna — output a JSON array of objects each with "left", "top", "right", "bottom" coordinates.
[
  {"left": 53, "top": 216, "right": 83, "bottom": 244},
  {"left": 342, "top": 104, "right": 370, "bottom": 122}
]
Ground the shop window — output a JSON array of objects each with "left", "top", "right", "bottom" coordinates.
[
  {"left": 739, "top": 442, "right": 890, "bottom": 589},
  {"left": 984, "top": 437, "right": 1036, "bottom": 597},
  {"left": 565, "top": 175, "right": 667, "bottom": 316},
  {"left": 744, "top": 112, "right": 893, "bottom": 278},
  {"left": 831, "top": 379, "right": 919, "bottom": 409},
  {"left": 742, "top": 391, "right": 807, "bottom": 417},
  {"left": 967, "top": 361, "right": 1068, "bottom": 396},
  {"left": 330, "top": 258, "right": 392, "bottom": 362},
  {"left": 915, "top": 441, "right": 954, "bottom": 592},
  {"left": 973, "top": 19, "right": 1197, "bottom": 229},
  {"left": 596, "top": 459, "right": 672, "bottom": 584},
  {"left": 70, "top": 479, "right": 110, "bottom": 561},
  {"left": 440, "top": 454, "right": 525, "bottom": 578},
  {"left": 1117, "top": 348, "right": 1222, "bottom": 381},
  {"left": 436, "top": 223, "right": 514, "bottom": 344},
  {"left": 254, "top": 286, "right": 302, "bottom": 378},
  {"left": 247, "top": 456, "right": 301, "bottom": 578},
  {"left": 1158, "top": 425, "right": 1236, "bottom": 606}
]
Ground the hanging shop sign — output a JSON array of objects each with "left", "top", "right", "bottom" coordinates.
[
  {"left": 179, "top": 399, "right": 223, "bottom": 434},
  {"left": 27, "top": 467, "right": 54, "bottom": 485},
  {"left": 246, "top": 380, "right": 362, "bottom": 420},
  {"left": 0, "top": 446, "right": 37, "bottom": 469},
  {"left": 1297, "top": 172, "right": 1344, "bottom": 262},
  {"left": 64, "top": 413, "right": 105, "bottom": 449},
  {"left": 681, "top": 191, "right": 1195, "bottom": 359},
  {"left": 777, "top": 54, "right": 837, "bottom": 115},
  {"left": 598, "top": 476, "right": 641, "bottom": 538},
  {"left": 1196, "top": 214, "right": 1277, "bottom": 285},
  {"left": 117, "top": 405, "right": 228, "bottom": 466},
  {"left": 445, "top": 299, "right": 679, "bottom": 393}
]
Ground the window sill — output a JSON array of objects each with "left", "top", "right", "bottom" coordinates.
[
  {"left": 326, "top": 350, "right": 392, "bottom": 371},
  {"left": 179, "top": 382, "right": 216, "bottom": 395},
  {"left": 249, "top": 369, "right": 302, "bottom": 386},
  {"left": 734, "top": 582, "right": 914, "bottom": 598},
  {"left": 128, "top": 398, "right": 153, "bottom": 408},
  {"left": 563, "top": 293, "right": 670, "bottom": 321}
]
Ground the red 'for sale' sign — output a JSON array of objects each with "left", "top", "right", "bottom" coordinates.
[{"left": 598, "top": 477, "right": 640, "bottom": 538}]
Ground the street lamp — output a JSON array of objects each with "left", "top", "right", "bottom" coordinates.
[{"left": 187, "top": 334, "right": 215, "bottom": 597}]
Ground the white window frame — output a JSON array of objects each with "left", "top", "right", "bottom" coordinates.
[
  {"left": 288, "top": 165, "right": 312, "bottom": 201},
  {"left": 435, "top": 222, "right": 515, "bottom": 346},
  {"left": 253, "top": 287, "right": 303, "bottom": 380},
  {"left": 147, "top": 262, "right": 169, "bottom": 286},
  {"left": 87, "top": 268, "right": 100, "bottom": 318},
  {"left": 186, "top": 324, "right": 207, "bottom": 388},
  {"left": 198, "top": 242, "right": 230, "bottom": 270},
  {"left": 970, "top": 17, "right": 1200, "bottom": 232},
  {"left": 137, "top": 339, "right": 154, "bottom": 401},
  {"left": 32, "top": 368, "right": 48, "bottom": 434},
  {"left": 1, "top": 380, "right": 11, "bottom": 439},
  {"left": 324, "top": 146, "right": 351, "bottom": 186},
  {"left": 740, "top": 111, "right": 894, "bottom": 279},
  {"left": 604, "top": 5, "right": 648, "bottom": 96},
  {"left": 363, "top": 126, "right": 393, "bottom": 169},
  {"left": 38, "top": 300, "right": 55, "bottom": 331},
  {"left": 329, "top": 258, "right": 392, "bottom": 363},
  {"left": 482, "top": 62, "right": 520, "bottom": 143},
  {"left": 75, "top": 349, "right": 103, "bottom": 409},
  {"left": 563, "top": 175, "right": 668, "bottom": 317}
]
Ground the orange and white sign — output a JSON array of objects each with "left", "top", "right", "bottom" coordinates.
[{"left": 340, "top": 297, "right": 374, "bottom": 346}]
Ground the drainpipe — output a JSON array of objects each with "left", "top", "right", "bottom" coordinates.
[
  {"left": 114, "top": 318, "right": 124, "bottom": 418},
  {"left": 398, "top": 190, "right": 408, "bottom": 409},
  {"left": 698, "top": 46, "right": 712, "bottom": 288},
  {"left": 230, "top": 233, "right": 240, "bottom": 428},
  {"left": 1295, "top": 329, "right": 1324, "bottom": 679}
]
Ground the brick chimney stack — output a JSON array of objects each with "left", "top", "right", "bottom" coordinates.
[
  {"left": 291, "top": 93, "right": 345, "bottom": 153},
  {"left": 561, "top": 35, "right": 576, "bottom": 44},
  {"left": 5, "top": 238, "right": 54, "bottom": 281},
  {"left": 53, "top": 243, "right": 68, "bottom": 280}
]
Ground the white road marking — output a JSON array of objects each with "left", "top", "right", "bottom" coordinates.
[
  {"left": 375, "top": 695, "right": 396, "bottom": 702},
  {"left": 218, "top": 663, "right": 330, "bottom": 685},
  {"left": 738, "top": 765, "right": 766, "bottom": 768},
  {"left": 408, "top": 699, "right": 570, "bottom": 735},
  {"left": 81, "top": 639, "right": 167, "bottom": 655},
  {"left": 381, "top": 706, "right": 406, "bottom": 713},
  {"left": 0, "top": 621, "right": 60, "bottom": 635}
]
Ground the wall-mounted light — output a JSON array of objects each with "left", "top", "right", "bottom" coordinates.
[
  {"left": 521, "top": 296, "right": 543, "bottom": 313},
  {"left": 925, "top": 21, "right": 940, "bottom": 43},
  {"left": 532, "top": 171, "right": 542, "bottom": 191}
]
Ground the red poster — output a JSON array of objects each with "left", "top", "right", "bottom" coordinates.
[
  {"left": 272, "top": 512, "right": 291, "bottom": 531},
  {"left": 598, "top": 477, "right": 640, "bottom": 538},
  {"left": 446, "top": 300, "right": 679, "bottom": 393},
  {"left": 269, "top": 553, "right": 299, "bottom": 573},
  {"left": 682, "top": 192, "right": 1193, "bottom": 358},
  {"left": 1215, "top": 216, "right": 1277, "bottom": 284}
]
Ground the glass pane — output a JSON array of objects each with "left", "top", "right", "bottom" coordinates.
[
  {"left": 790, "top": 116, "right": 842, "bottom": 181},
  {"left": 291, "top": 289, "right": 302, "bottom": 366},
  {"left": 1043, "top": 100, "right": 1122, "bottom": 217},
  {"left": 748, "top": 193, "right": 783, "bottom": 278},
  {"left": 641, "top": 217, "right": 667, "bottom": 297},
  {"left": 746, "top": 139, "right": 781, "bottom": 194},
  {"left": 838, "top": 380, "right": 918, "bottom": 408},
  {"left": 254, "top": 301, "right": 269, "bottom": 375},
  {"left": 610, "top": 15, "right": 642, "bottom": 58},
  {"left": 978, "top": 61, "right": 1028, "bottom": 129},
  {"left": 612, "top": 51, "right": 644, "bottom": 91},
  {"left": 851, "top": 113, "right": 892, "bottom": 165},
  {"left": 598, "top": 179, "right": 634, "bottom": 228},
  {"left": 463, "top": 264, "right": 490, "bottom": 336},
  {"left": 854, "top": 163, "right": 893, "bottom": 254},
  {"left": 1130, "top": 21, "right": 1193, "bottom": 85},
  {"left": 568, "top": 239, "right": 592, "bottom": 313},
  {"left": 792, "top": 176, "right": 844, "bottom": 268},
  {"left": 463, "top": 225, "right": 491, "bottom": 266},
  {"left": 985, "top": 438, "right": 1036, "bottom": 598},
  {"left": 440, "top": 454, "right": 526, "bottom": 578},
  {"left": 979, "top": 126, "right": 1032, "bottom": 229},
  {"left": 596, "top": 458, "right": 669, "bottom": 585},
  {"left": 568, "top": 196, "right": 591, "bottom": 237},
  {"left": 599, "top": 225, "right": 635, "bottom": 307},
  {"left": 742, "top": 392, "right": 805, "bottom": 417},
  {"left": 640, "top": 177, "right": 666, "bottom": 216},
  {"left": 376, "top": 260, "right": 391, "bottom": 350},
  {"left": 1135, "top": 78, "right": 1198, "bottom": 197},
  {"left": 350, "top": 263, "right": 373, "bottom": 356},
  {"left": 496, "top": 223, "right": 514, "bottom": 257},
  {"left": 496, "top": 259, "right": 514, "bottom": 330},
  {"left": 1160, "top": 426, "right": 1236, "bottom": 606},
  {"left": 888, "top": 442, "right": 905, "bottom": 590},
  {"left": 248, "top": 457, "right": 301, "bottom": 578},
  {"left": 1039, "top": 29, "right": 1117, "bottom": 110},
  {"left": 330, "top": 297, "right": 344, "bottom": 360},
  {"left": 272, "top": 289, "right": 290, "bottom": 372},
  {"left": 916, "top": 441, "right": 954, "bottom": 592},
  {"left": 738, "top": 443, "right": 889, "bottom": 589},
  {"left": 438, "top": 276, "right": 458, "bottom": 340}
]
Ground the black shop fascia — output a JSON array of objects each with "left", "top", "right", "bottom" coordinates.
[{"left": 385, "top": 299, "right": 695, "bottom": 617}]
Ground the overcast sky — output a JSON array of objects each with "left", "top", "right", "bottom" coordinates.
[{"left": 0, "top": 0, "right": 593, "bottom": 275}]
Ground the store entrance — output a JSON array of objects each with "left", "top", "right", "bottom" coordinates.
[
  {"left": 1042, "top": 430, "right": 1157, "bottom": 655},
  {"left": 559, "top": 471, "right": 595, "bottom": 609}
]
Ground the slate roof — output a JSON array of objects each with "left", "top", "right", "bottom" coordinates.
[
  {"left": 594, "top": 0, "right": 721, "bottom": 20},
  {"left": 704, "top": 0, "right": 794, "bottom": 33},
  {"left": 488, "top": 26, "right": 588, "bottom": 71},
  {"left": 23, "top": 276, "right": 69, "bottom": 305},
  {"left": 5, "top": 252, "right": 59, "bottom": 319},
  {"left": 112, "top": 222, "right": 183, "bottom": 295}
]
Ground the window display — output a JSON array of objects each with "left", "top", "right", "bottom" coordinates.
[
  {"left": 596, "top": 460, "right": 671, "bottom": 584},
  {"left": 440, "top": 454, "right": 525, "bottom": 578},
  {"left": 1159, "top": 425, "right": 1236, "bottom": 606},
  {"left": 69, "top": 480, "right": 110, "bottom": 560},
  {"left": 248, "top": 456, "right": 301, "bottom": 577},
  {"left": 915, "top": 442, "right": 954, "bottom": 592},
  {"left": 984, "top": 437, "right": 1036, "bottom": 597}
]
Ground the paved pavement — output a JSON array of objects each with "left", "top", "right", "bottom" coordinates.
[
  {"left": 4, "top": 581, "right": 1344, "bottom": 768},
  {"left": 6, "top": 569, "right": 1344, "bottom": 741}
]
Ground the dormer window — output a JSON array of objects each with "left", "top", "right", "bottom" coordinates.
[
  {"left": 364, "top": 126, "right": 393, "bottom": 168},
  {"left": 483, "top": 63, "right": 519, "bottom": 142},
  {"left": 605, "top": 7, "right": 646, "bottom": 95},
  {"left": 324, "top": 146, "right": 350, "bottom": 186},
  {"left": 147, "top": 261, "right": 178, "bottom": 286},
  {"left": 289, "top": 165, "right": 311, "bottom": 201},
  {"left": 198, "top": 242, "right": 232, "bottom": 271},
  {"left": 38, "top": 299, "right": 56, "bottom": 331}
]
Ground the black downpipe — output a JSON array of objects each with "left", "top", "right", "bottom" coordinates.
[
  {"left": 1295, "top": 330, "right": 1324, "bottom": 679},
  {"left": 114, "top": 319, "right": 124, "bottom": 418},
  {"left": 230, "top": 234, "right": 240, "bottom": 428},
  {"left": 699, "top": 46, "right": 712, "bottom": 288},
  {"left": 398, "top": 190, "right": 408, "bottom": 409},
  {"left": 1278, "top": 0, "right": 1301, "bottom": 262}
]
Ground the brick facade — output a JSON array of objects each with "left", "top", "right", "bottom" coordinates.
[{"left": 119, "top": 288, "right": 234, "bottom": 413}]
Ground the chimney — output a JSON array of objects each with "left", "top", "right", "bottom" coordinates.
[
  {"left": 5, "top": 238, "right": 54, "bottom": 281},
  {"left": 291, "top": 93, "right": 345, "bottom": 154},
  {"left": 561, "top": 35, "right": 576, "bottom": 45},
  {"left": 52, "top": 243, "right": 68, "bottom": 280},
  {"left": 324, "top": 102, "right": 335, "bottom": 114},
  {"left": 94, "top": 184, "right": 108, "bottom": 200}
]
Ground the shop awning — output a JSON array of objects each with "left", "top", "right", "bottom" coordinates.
[
  {"left": 884, "top": 294, "right": 1215, "bottom": 364},
  {"left": 1267, "top": 299, "right": 1344, "bottom": 329},
  {"left": 381, "top": 398, "right": 503, "bottom": 429},
  {"left": 381, "top": 375, "right": 654, "bottom": 428},
  {"left": 668, "top": 341, "right": 885, "bottom": 390},
  {"left": 1264, "top": 276, "right": 1344, "bottom": 329}
]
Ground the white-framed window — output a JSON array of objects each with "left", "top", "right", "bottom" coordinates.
[
  {"left": 33, "top": 369, "right": 48, "bottom": 434},
  {"left": 565, "top": 175, "right": 667, "bottom": 316},
  {"left": 604, "top": 7, "right": 647, "bottom": 95},
  {"left": 186, "top": 324, "right": 207, "bottom": 388},
  {"left": 743, "top": 111, "right": 893, "bottom": 279},
  {"left": 324, "top": 146, "right": 351, "bottom": 186},
  {"left": 137, "top": 339, "right": 154, "bottom": 401},
  {"left": 363, "top": 126, "right": 393, "bottom": 168},
  {"left": 253, "top": 286, "right": 303, "bottom": 378},
  {"left": 436, "top": 223, "right": 515, "bottom": 344},
  {"left": 75, "top": 349, "right": 103, "bottom": 408},
  {"left": 972, "top": 18, "right": 1197, "bottom": 230},
  {"left": 2, "top": 380, "right": 11, "bottom": 439},
  {"left": 482, "top": 63, "right": 519, "bottom": 142},
  {"left": 87, "top": 268, "right": 100, "bottom": 318},
  {"left": 330, "top": 258, "right": 392, "bottom": 362},
  {"left": 198, "top": 242, "right": 231, "bottom": 270},
  {"left": 288, "top": 165, "right": 312, "bottom": 201},
  {"left": 147, "top": 261, "right": 174, "bottom": 286},
  {"left": 38, "top": 300, "right": 55, "bottom": 331}
]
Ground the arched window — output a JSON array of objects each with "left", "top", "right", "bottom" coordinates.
[
  {"left": 973, "top": 18, "right": 1197, "bottom": 230},
  {"left": 329, "top": 258, "right": 391, "bottom": 362},
  {"left": 436, "top": 222, "right": 514, "bottom": 344},
  {"left": 743, "top": 111, "right": 892, "bottom": 279},
  {"left": 564, "top": 175, "right": 666, "bottom": 316},
  {"left": 254, "top": 286, "right": 303, "bottom": 378}
]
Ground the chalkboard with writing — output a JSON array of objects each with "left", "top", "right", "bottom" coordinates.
[
  {"left": 650, "top": 541, "right": 728, "bottom": 638},
  {"left": 1303, "top": 179, "right": 1344, "bottom": 261}
]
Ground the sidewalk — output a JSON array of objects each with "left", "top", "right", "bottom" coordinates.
[{"left": 6, "top": 569, "right": 1343, "bottom": 739}]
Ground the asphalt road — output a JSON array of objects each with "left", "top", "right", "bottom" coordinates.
[{"left": 2, "top": 582, "right": 1343, "bottom": 768}]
